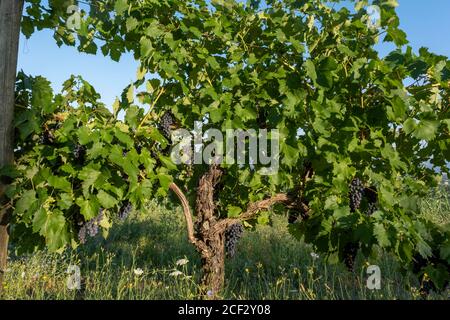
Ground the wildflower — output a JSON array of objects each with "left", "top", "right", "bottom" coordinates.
[
  {"left": 176, "top": 258, "right": 189, "bottom": 266},
  {"left": 207, "top": 290, "right": 213, "bottom": 297},
  {"left": 134, "top": 268, "right": 144, "bottom": 276},
  {"left": 310, "top": 252, "right": 319, "bottom": 260},
  {"left": 169, "top": 270, "right": 183, "bottom": 277},
  {"left": 21, "top": 271, "right": 26, "bottom": 279}
]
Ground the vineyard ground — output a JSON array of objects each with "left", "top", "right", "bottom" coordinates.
[{"left": 1, "top": 189, "right": 449, "bottom": 300}]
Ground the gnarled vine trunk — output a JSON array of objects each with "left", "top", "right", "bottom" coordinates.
[
  {"left": 199, "top": 232, "right": 226, "bottom": 298},
  {"left": 0, "top": 0, "right": 24, "bottom": 293},
  {"left": 194, "top": 164, "right": 225, "bottom": 299},
  {"left": 169, "top": 165, "right": 309, "bottom": 300}
]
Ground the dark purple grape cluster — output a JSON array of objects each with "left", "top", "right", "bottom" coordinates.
[
  {"left": 364, "top": 187, "right": 378, "bottom": 216},
  {"left": 366, "top": 202, "right": 378, "bottom": 216},
  {"left": 288, "top": 211, "right": 299, "bottom": 224},
  {"left": 78, "top": 209, "right": 104, "bottom": 244},
  {"left": 118, "top": 201, "right": 133, "bottom": 221},
  {"left": 159, "top": 111, "right": 174, "bottom": 139},
  {"left": 73, "top": 144, "right": 86, "bottom": 164},
  {"left": 343, "top": 242, "right": 359, "bottom": 272},
  {"left": 349, "top": 178, "right": 364, "bottom": 212},
  {"left": 225, "top": 222, "right": 244, "bottom": 258},
  {"left": 39, "top": 130, "right": 55, "bottom": 145}
]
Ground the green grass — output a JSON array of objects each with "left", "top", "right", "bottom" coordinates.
[{"left": 1, "top": 192, "right": 449, "bottom": 300}]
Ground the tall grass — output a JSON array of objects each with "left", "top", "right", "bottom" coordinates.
[{"left": 1, "top": 192, "right": 449, "bottom": 300}]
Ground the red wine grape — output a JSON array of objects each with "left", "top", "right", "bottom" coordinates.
[{"left": 225, "top": 222, "right": 244, "bottom": 258}]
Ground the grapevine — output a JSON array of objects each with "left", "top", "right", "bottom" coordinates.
[{"left": 0, "top": 0, "right": 448, "bottom": 297}]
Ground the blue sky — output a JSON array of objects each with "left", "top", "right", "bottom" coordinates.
[{"left": 17, "top": 0, "right": 450, "bottom": 108}]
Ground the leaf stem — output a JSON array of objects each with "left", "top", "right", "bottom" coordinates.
[{"left": 135, "top": 86, "right": 166, "bottom": 135}]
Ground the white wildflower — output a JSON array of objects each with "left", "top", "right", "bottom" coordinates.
[
  {"left": 176, "top": 258, "right": 189, "bottom": 266},
  {"left": 169, "top": 270, "right": 183, "bottom": 277},
  {"left": 310, "top": 252, "right": 319, "bottom": 260},
  {"left": 133, "top": 268, "right": 144, "bottom": 276}
]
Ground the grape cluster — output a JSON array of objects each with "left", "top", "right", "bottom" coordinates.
[
  {"left": 39, "top": 130, "right": 55, "bottom": 145},
  {"left": 78, "top": 209, "right": 104, "bottom": 244},
  {"left": 73, "top": 144, "right": 86, "bottom": 164},
  {"left": 365, "top": 187, "right": 378, "bottom": 216},
  {"left": 118, "top": 201, "right": 133, "bottom": 221},
  {"left": 160, "top": 111, "right": 174, "bottom": 139},
  {"left": 225, "top": 223, "right": 244, "bottom": 258},
  {"left": 349, "top": 178, "right": 364, "bottom": 212},
  {"left": 343, "top": 242, "right": 359, "bottom": 272},
  {"left": 288, "top": 211, "right": 299, "bottom": 224},
  {"left": 366, "top": 202, "right": 378, "bottom": 216}
]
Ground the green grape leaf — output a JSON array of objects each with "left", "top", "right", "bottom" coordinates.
[{"left": 97, "top": 190, "right": 119, "bottom": 209}]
